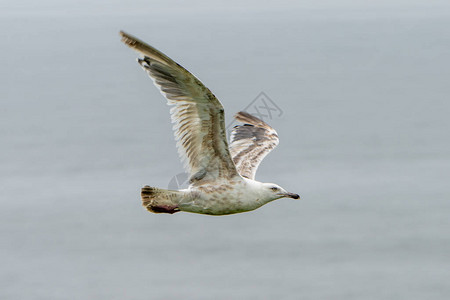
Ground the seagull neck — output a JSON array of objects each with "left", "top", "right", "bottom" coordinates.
[{"left": 243, "top": 178, "right": 272, "bottom": 203}]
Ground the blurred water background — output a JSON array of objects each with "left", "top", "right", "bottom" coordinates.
[{"left": 1, "top": 1, "right": 449, "bottom": 299}]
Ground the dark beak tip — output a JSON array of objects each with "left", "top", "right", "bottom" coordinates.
[{"left": 287, "top": 193, "right": 300, "bottom": 199}]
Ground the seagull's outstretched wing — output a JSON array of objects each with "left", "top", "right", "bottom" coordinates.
[
  {"left": 120, "top": 31, "right": 238, "bottom": 182},
  {"left": 229, "top": 112, "right": 279, "bottom": 180}
]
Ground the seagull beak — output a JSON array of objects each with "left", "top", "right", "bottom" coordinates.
[{"left": 285, "top": 192, "right": 300, "bottom": 199}]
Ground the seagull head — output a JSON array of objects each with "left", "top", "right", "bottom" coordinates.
[{"left": 262, "top": 183, "right": 300, "bottom": 200}]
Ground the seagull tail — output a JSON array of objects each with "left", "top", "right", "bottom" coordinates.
[{"left": 141, "top": 186, "right": 181, "bottom": 214}]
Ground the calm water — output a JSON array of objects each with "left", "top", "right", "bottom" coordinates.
[{"left": 1, "top": 1, "right": 449, "bottom": 299}]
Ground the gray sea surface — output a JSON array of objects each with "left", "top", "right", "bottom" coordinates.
[{"left": 1, "top": 1, "right": 449, "bottom": 299}]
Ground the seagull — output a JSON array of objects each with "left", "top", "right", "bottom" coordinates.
[{"left": 120, "top": 31, "right": 300, "bottom": 215}]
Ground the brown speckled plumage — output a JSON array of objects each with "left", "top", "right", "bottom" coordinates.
[
  {"left": 121, "top": 31, "right": 299, "bottom": 215},
  {"left": 229, "top": 112, "right": 279, "bottom": 180}
]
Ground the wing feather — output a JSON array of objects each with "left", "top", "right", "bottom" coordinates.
[
  {"left": 120, "top": 31, "right": 238, "bottom": 182},
  {"left": 229, "top": 112, "right": 279, "bottom": 180}
]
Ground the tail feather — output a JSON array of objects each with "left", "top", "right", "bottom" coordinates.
[{"left": 141, "top": 186, "right": 181, "bottom": 214}]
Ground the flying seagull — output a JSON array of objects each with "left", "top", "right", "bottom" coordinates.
[{"left": 120, "top": 31, "right": 300, "bottom": 215}]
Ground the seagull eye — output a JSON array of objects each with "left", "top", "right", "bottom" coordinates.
[{"left": 271, "top": 187, "right": 279, "bottom": 192}]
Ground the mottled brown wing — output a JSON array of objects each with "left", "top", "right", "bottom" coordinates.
[
  {"left": 229, "top": 112, "right": 279, "bottom": 180},
  {"left": 120, "top": 31, "right": 238, "bottom": 182}
]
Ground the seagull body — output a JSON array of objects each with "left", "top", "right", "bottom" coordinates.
[{"left": 120, "top": 31, "right": 299, "bottom": 215}]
